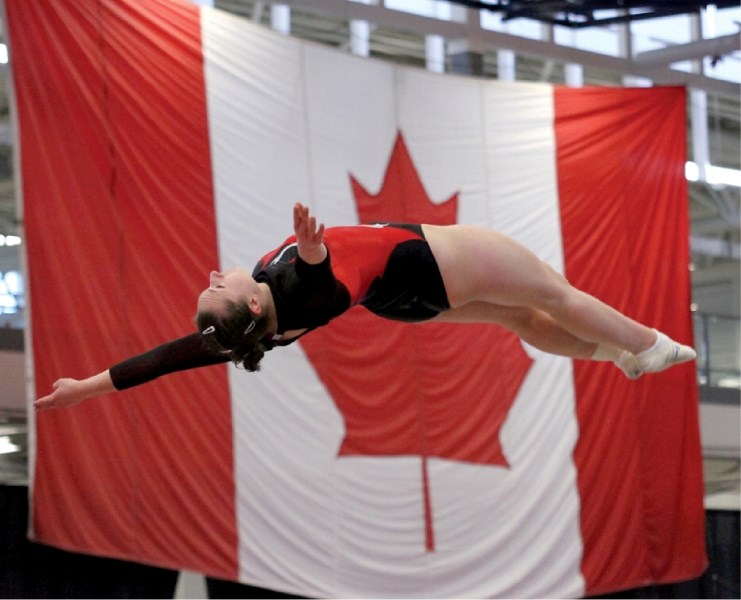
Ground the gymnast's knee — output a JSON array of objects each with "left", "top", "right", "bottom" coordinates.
[
  {"left": 504, "top": 306, "right": 545, "bottom": 337},
  {"left": 533, "top": 273, "right": 580, "bottom": 316}
]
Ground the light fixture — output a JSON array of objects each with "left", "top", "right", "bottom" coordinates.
[
  {"left": 0, "top": 436, "right": 20, "bottom": 455},
  {"left": 686, "top": 161, "right": 741, "bottom": 188}
]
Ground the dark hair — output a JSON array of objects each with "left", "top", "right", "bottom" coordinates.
[{"left": 197, "top": 301, "right": 270, "bottom": 372}]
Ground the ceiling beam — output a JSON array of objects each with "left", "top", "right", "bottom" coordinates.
[
  {"left": 264, "top": 0, "right": 740, "bottom": 98},
  {"left": 635, "top": 33, "right": 741, "bottom": 66},
  {"left": 443, "top": 0, "right": 741, "bottom": 29}
]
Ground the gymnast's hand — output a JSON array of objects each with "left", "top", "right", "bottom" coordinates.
[
  {"left": 34, "top": 371, "right": 116, "bottom": 411},
  {"left": 293, "top": 202, "right": 327, "bottom": 264}
]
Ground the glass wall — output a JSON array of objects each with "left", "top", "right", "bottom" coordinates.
[
  {"left": 0, "top": 236, "right": 23, "bottom": 329},
  {"left": 695, "top": 312, "right": 741, "bottom": 389}
]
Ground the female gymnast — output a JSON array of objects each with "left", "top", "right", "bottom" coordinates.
[{"left": 35, "top": 203, "right": 696, "bottom": 410}]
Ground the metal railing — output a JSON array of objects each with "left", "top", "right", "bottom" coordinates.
[{"left": 694, "top": 312, "right": 741, "bottom": 389}]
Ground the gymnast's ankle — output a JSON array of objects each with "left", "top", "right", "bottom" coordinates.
[{"left": 635, "top": 329, "right": 697, "bottom": 374}]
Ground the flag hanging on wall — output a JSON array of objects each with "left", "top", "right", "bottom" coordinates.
[{"left": 6, "top": 0, "right": 705, "bottom": 597}]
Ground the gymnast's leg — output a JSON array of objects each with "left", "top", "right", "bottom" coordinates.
[
  {"left": 434, "top": 302, "right": 641, "bottom": 377},
  {"left": 434, "top": 302, "right": 595, "bottom": 358},
  {"left": 424, "top": 224, "right": 695, "bottom": 376}
]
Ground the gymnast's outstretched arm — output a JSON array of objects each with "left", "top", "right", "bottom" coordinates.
[{"left": 34, "top": 333, "right": 229, "bottom": 410}]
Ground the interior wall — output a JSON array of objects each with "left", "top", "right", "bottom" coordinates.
[{"left": 0, "top": 350, "right": 24, "bottom": 410}]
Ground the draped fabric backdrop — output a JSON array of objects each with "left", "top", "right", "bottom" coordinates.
[{"left": 7, "top": 0, "right": 705, "bottom": 597}]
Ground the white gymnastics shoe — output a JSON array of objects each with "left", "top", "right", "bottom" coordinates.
[
  {"left": 616, "top": 350, "right": 643, "bottom": 380},
  {"left": 635, "top": 330, "right": 697, "bottom": 374}
]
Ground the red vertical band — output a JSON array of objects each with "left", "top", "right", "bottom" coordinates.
[
  {"left": 555, "top": 86, "right": 705, "bottom": 595},
  {"left": 8, "top": 0, "right": 237, "bottom": 578}
]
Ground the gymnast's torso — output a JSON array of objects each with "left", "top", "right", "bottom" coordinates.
[{"left": 254, "top": 223, "right": 450, "bottom": 345}]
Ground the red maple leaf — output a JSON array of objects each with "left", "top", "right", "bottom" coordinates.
[{"left": 300, "top": 132, "right": 532, "bottom": 551}]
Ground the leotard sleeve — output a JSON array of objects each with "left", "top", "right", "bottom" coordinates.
[{"left": 109, "top": 333, "right": 230, "bottom": 390}]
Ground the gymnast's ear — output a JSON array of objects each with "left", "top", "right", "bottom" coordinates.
[{"left": 247, "top": 293, "right": 262, "bottom": 315}]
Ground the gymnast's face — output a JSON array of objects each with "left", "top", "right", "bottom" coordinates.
[{"left": 197, "top": 268, "right": 258, "bottom": 316}]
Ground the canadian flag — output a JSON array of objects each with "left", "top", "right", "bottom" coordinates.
[{"left": 9, "top": 0, "right": 705, "bottom": 597}]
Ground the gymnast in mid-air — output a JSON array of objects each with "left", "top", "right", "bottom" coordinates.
[{"left": 35, "top": 202, "right": 696, "bottom": 410}]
